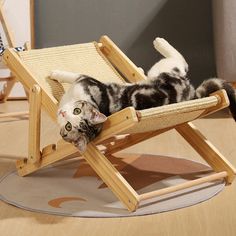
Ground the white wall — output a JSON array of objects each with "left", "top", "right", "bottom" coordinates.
[{"left": 0, "top": 0, "right": 31, "bottom": 98}]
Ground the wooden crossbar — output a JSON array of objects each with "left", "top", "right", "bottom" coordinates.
[
  {"left": 139, "top": 171, "right": 227, "bottom": 202},
  {"left": 16, "top": 107, "right": 138, "bottom": 176},
  {"left": 83, "top": 143, "right": 140, "bottom": 212},
  {"left": 99, "top": 36, "right": 147, "bottom": 83},
  {"left": 28, "top": 85, "right": 42, "bottom": 164},
  {"left": 176, "top": 122, "right": 236, "bottom": 184}
]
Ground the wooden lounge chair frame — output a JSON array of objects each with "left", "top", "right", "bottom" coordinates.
[
  {"left": 3, "top": 35, "right": 236, "bottom": 212},
  {"left": 0, "top": 0, "right": 34, "bottom": 104}
]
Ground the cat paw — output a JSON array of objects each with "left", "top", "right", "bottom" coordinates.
[
  {"left": 153, "top": 37, "right": 170, "bottom": 51},
  {"left": 50, "top": 70, "right": 63, "bottom": 82}
]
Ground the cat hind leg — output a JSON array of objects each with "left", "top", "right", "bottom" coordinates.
[
  {"left": 153, "top": 38, "right": 186, "bottom": 62},
  {"left": 153, "top": 37, "right": 188, "bottom": 73}
]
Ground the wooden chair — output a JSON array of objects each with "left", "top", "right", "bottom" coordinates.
[
  {"left": 3, "top": 35, "right": 236, "bottom": 212},
  {"left": 0, "top": 0, "right": 34, "bottom": 119},
  {"left": 0, "top": 0, "right": 17, "bottom": 102}
]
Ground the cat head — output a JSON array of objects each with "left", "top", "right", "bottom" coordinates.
[{"left": 57, "top": 100, "right": 107, "bottom": 152}]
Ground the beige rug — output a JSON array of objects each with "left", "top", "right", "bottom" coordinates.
[{"left": 0, "top": 153, "right": 225, "bottom": 217}]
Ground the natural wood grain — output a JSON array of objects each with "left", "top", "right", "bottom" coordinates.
[
  {"left": 82, "top": 142, "right": 139, "bottom": 212},
  {"left": 27, "top": 85, "right": 42, "bottom": 165},
  {"left": 176, "top": 122, "right": 236, "bottom": 184},
  {"left": 139, "top": 171, "right": 227, "bottom": 201},
  {"left": 3, "top": 48, "right": 58, "bottom": 120},
  {"left": 0, "top": 0, "right": 34, "bottom": 102},
  {"left": 15, "top": 107, "right": 138, "bottom": 176},
  {"left": 99, "top": 35, "right": 147, "bottom": 83}
]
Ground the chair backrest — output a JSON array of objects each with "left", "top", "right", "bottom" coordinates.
[{"left": 18, "top": 42, "right": 125, "bottom": 102}]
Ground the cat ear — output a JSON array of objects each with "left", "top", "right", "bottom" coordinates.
[
  {"left": 74, "top": 136, "right": 87, "bottom": 153},
  {"left": 90, "top": 109, "right": 107, "bottom": 125}
]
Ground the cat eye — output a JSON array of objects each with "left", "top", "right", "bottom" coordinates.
[
  {"left": 65, "top": 122, "right": 72, "bottom": 131},
  {"left": 73, "top": 108, "right": 81, "bottom": 115}
]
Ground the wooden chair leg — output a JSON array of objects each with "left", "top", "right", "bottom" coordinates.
[
  {"left": 0, "top": 76, "right": 16, "bottom": 102},
  {"left": 82, "top": 142, "right": 140, "bottom": 212},
  {"left": 28, "top": 85, "right": 42, "bottom": 164},
  {"left": 176, "top": 122, "right": 236, "bottom": 184},
  {"left": 16, "top": 141, "right": 78, "bottom": 177}
]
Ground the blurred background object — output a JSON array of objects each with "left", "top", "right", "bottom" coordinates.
[{"left": 212, "top": 0, "right": 236, "bottom": 86}]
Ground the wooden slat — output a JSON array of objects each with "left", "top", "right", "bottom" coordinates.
[
  {"left": 3, "top": 48, "right": 58, "bottom": 121},
  {"left": 94, "top": 107, "right": 138, "bottom": 143},
  {"left": 99, "top": 35, "right": 147, "bottom": 83},
  {"left": 1, "top": 76, "right": 17, "bottom": 102},
  {"left": 0, "top": 3, "right": 15, "bottom": 47},
  {"left": 176, "top": 122, "right": 236, "bottom": 184},
  {"left": 16, "top": 142, "right": 78, "bottom": 176},
  {"left": 82, "top": 142, "right": 139, "bottom": 212},
  {"left": 28, "top": 85, "right": 42, "bottom": 164},
  {"left": 139, "top": 171, "right": 227, "bottom": 201},
  {"left": 104, "top": 127, "right": 173, "bottom": 155},
  {"left": 0, "top": 77, "right": 12, "bottom": 82},
  {"left": 201, "top": 90, "right": 229, "bottom": 117},
  {"left": 16, "top": 107, "right": 138, "bottom": 176}
]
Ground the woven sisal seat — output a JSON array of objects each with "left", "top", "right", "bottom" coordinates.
[
  {"left": 3, "top": 35, "right": 236, "bottom": 212},
  {"left": 18, "top": 42, "right": 124, "bottom": 102}
]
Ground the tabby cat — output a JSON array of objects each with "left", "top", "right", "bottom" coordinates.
[{"left": 50, "top": 37, "right": 236, "bottom": 152}]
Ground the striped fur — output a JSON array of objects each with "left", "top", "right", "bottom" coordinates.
[{"left": 51, "top": 38, "right": 236, "bottom": 152}]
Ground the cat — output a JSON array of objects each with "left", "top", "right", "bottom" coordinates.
[{"left": 50, "top": 37, "right": 236, "bottom": 152}]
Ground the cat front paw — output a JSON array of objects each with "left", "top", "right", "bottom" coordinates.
[{"left": 49, "top": 70, "right": 65, "bottom": 83}]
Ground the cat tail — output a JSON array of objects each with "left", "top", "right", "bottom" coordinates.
[
  {"left": 195, "top": 78, "right": 236, "bottom": 121},
  {"left": 153, "top": 37, "right": 188, "bottom": 68}
]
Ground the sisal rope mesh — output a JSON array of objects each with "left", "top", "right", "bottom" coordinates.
[
  {"left": 18, "top": 42, "right": 125, "bottom": 103},
  {"left": 122, "top": 96, "right": 218, "bottom": 134},
  {"left": 17, "top": 41, "right": 219, "bottom": 134}
]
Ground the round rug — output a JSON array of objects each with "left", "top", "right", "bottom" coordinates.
[{"left": 0, "top": 153, "right": 225, "bottom": 217}]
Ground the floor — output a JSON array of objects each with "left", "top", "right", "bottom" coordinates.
[{"left": 0, "top": 100, "right": 236, "bottom": 236}]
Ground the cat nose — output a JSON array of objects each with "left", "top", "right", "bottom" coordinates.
[{"left": 59, "top": 110, "right": 67, "bottom": 117}]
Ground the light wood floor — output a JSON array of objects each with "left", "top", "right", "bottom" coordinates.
[{"left": 0, "top": 100, "right": 236, "bottom": 236}]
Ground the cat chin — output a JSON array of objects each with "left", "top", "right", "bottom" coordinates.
[
  {"left": 62, "top": 135, "right": 87, "bottom": 153},
  {"left": 73, "top": 136, "right": 87, "bottom": 153}
]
